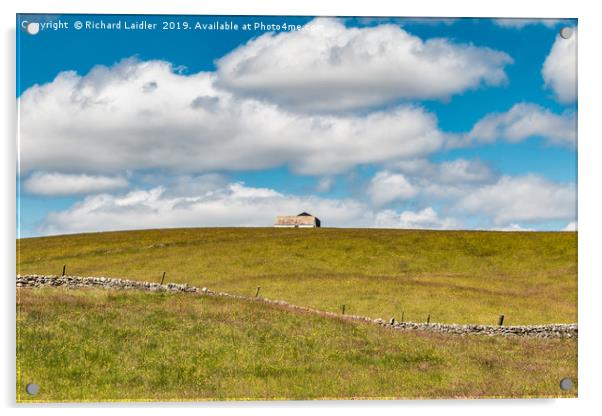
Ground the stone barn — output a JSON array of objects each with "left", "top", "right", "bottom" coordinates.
[{"left": 274, "top": 212, "right": 321, "bottom": 228}]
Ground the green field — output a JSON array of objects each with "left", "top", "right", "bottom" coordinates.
[
  {"left": 17, "top": 228, "right": 577, "bottom": 325},
  {"left": 17, "top": 288, "right": 577, "bottom": 401}
]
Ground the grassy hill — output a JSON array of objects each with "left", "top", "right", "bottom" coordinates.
[
  {"left": 17, "top": 288, "right": 577, "bottom": 401},
  {"left": 17, "top": 227, "right": 577, "bottom": 325}
]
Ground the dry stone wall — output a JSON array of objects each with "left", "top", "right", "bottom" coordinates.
[{"left": 17, "top": 275, "right": 577, "bottom": 339}]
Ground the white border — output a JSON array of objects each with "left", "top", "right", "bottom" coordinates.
[{"left": 2, "top": 1, "right": 601, "bottom": 415}]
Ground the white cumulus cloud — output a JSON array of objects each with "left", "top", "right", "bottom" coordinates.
[
  {"left": 464, "top": 103, "right": 576, "bottom": 147},
  {"left": 492, "top": 223, "right": 536, "bottom": 232},
  {"left": 374, "top": 207, "right": 460, "bottom": 230},
  {"left": 216, "top": 17, "right": 512, "bottom": 112},
  {"left": 493, "top": 19, "right": 565, "bottom": 29},
  {"left": 382, "top": 158, "right": 498, "bottom": 201},
  {"left": 368, "top": 171, "right": 417, "bottom": 205},
  {"left": 38, "top": 182, "right": 372, "bottom": 235},
  {"left": 542, "top": 29, "right": 577, "bottom": 103},
  {"left": 315, "top": 177, "right": 335, "bottom": 193},
  {"left": 34, "top": 172, "right": 576, "bottom": 235},
  {"left": 456, "top": 174, "right": 576, "bottom": 225},
  {"left": 562, "top": 221, "right": 577, "bottom": 231},
  {"left": 23, "top": 172, "right": 128, "bottom": 196},
  {"left": 392, "top": 158, "right": 496, "bottom": 185},
  {"left": 19, "top": 58, "right": 447, "bottom": 177}
]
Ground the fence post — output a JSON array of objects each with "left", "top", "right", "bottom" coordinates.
[
  {"left": 62, "top": 265, "right": 66, "bottom": 276},
  {"left": 427, "top": 314, "right": 431, "bottom": 324},
  {"left": 401, "top": 311, "right": 404, "bottom": 322},
  {"left": 255, "top": 286, "right": 261, "bottom": 298},
  {"left": 160, "top": 272, "right": 166, "bottom": 285},
  {"left": 341, "top": 304, "right": 346, "bottom": 315},
  {"left": 498, "top": 314, "right": 505, "bottom": 326}
]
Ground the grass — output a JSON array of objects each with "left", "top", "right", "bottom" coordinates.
[
  {"left": 17, "top": 227, "right": 577, "bottom": 325},
  {"left": 17, "top": 288, "right": 577, "bottom": 402}
]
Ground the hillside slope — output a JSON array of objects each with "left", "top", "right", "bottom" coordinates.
[
  {"left": 17, "top": 227, "right": 577, "bottom": 324},
  {"left": 17, "top": 288, "right": 577, "bottom": 401}
]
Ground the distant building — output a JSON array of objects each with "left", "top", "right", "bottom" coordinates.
[{"left": 274, "top": 212, "right": 321, "bottom": 228}]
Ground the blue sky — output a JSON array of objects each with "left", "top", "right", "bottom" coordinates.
[{"left": 17, "top": 15, "right": 577, "bottom": 237}]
